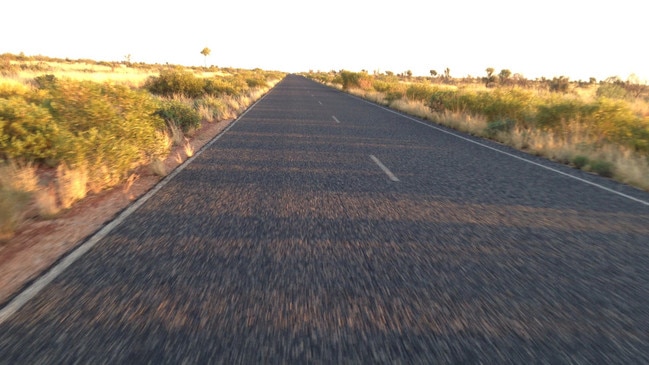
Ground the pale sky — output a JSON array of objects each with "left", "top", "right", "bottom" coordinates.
[{"left": 2, "top": 0, "right": 647, "bottom": 82}]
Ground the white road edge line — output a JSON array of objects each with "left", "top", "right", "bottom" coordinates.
[
  {"left": 370, "top": 155, "right": 400, "bottom": 182},
  {"left": 0, "top": 89, "right": 272, "bottom": 325},
  {"left": 332, "top": 116, "right": 340, "bottom": 123},
  {"left": 351, "top": 95, "right": 649, "bottom": 207}
]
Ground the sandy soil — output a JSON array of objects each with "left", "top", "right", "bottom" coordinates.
[{"left": 0, "top": 119, "right": 233, "bottom": 305}]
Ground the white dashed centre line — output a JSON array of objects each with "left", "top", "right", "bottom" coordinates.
[
  {"left": 318, "top": 101, "right": 323, "bottom": 105},
  {"left": 332, "top": 116, "right": 340, "bottom": 123},
  {"left": 370, "top": 155, "right": 400, "bottom": 182}
]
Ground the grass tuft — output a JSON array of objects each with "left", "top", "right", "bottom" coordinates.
[
  {"left": 56, "top": 164, "right": 88, "bottom": 209},
  {"left": 184, "top": 140, "right": 194, "bottom": 157},
  {"left": 35, "top": 186, "right": 59, "bottom": 218},
  {"left": 150, "top": 158, "right": 167, "bottom": 177},
  {"left": 0, "top": 188, "right": 30, "bottom": 241}
]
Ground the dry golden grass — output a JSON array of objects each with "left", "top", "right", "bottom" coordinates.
[
  {"left": 149, "top": 158, "right": 167, "bottom": 177},
  {"left": 0, "top": 163, "right": 37, "bottom": 239},
  {"left": 167, "top": 122, "right": 184, "bottom": 146},
  {"left": 434, "top": 111, "right": 489, "bottom": 136},
  {"left": 35, "top": 187, "right": 60, "bottom": 218},
  {"left": 56, "top": 164, "right": 88, "bottom": 209},
  {"left": 629, "top": 98, "right": 649, "bottom": 117},
  {"left": 122, "top": 173, "right": 139, "bottom": 200},
  {"left": 184, "top": 140, "right": 194, "bottom": 157},
  {"left": 0, "top": 162, "right": 39, "bottom": 192},
  {"left": 6, "top": 60, "right": 159, "bottom": 87},
  {"left": 0, "top": 188, "right": 30, "bottom": 241},
  {"left": 175, "top": 152, "right": 184, "bottom": 164},
  {"left": 389, "top": 99, "right": 435, "bottom": 121},
  {"left": 196, "top": 103, "right": 215, "bottom": 122}
]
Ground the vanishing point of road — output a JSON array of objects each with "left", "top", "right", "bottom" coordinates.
[{"left": 1, "top": 75, "right": 649, "bottom": 364}]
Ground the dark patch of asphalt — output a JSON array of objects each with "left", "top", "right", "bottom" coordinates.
[{"left": 1, "top": 75, "right": 649, "bottom": 364}]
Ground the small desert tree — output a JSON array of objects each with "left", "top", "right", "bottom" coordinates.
[
  {"left": 443, "top": 67, "right": 451, "bottom": 83},
  {"left": 485, "top": 67, "right": 496, "bottom": 87},
  {"left": 499, "top": 69, "right": 512, "bottom": 85},
  {"left": 200, "top": 47, "right": 211, "bottom": 67}
]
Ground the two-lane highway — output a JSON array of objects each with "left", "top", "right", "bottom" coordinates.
[{"left": 1, "top": 75, "right": 649, "bottom": 363}]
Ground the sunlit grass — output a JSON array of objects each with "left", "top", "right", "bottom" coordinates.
[
  {"left": 0, "top": 161, "right": 39, "bottom": 192},
  {"left": 0, "top": 54, "right": 284, "bottom": 238},
  {"left": 35, "top": 187, "right": 59, "bottom": 218},
  {"left": 4, "top": 60, "right": 161, "bottom": 87},
  {"left": 184, "top": 139, "right": 194, "bottom": 157},
  {"left": 0, "top": 162, "right": 37, "bottom": 239},
  {"left": 56, "top": 164, "right": 88, "bottom": 209}
]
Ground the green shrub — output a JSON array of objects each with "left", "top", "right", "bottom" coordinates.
[
  {"left": 596, "top": 83, "right": 627, "bottom": 99},
  {"left": 478, "top": 88, "right": 534, "bottom": 124},
  {"left": 203, "top": 77, "right": 249, "bottom": 96},
  {"left": 427, "top": 89, "right": 460, "bottom": 112},
  {"left": 589, "top": 159, "right": 614, "bottom": 177},
  {"left": 405, "top": 84, "right": 437, "bottom": 102},
  {"left": 535, "top": 99, "right": 588, "bottom": 130},
  {"left": 385, "top": 90, "right": 404, "bottom": 103},
  {"left": 589, "top": 98, "right": 643, "bottom": 147},
  {"left": 372, "top": 80, "right": 393, "bottom": 93},
  {"left": 156, "top": 99, "right": 201, "bottom": 133},
  {"left": 42, "top": 79, "right": 169, "bottom": 187},
  {"left": 245, "top": 78, "right": 267, "bottom": 88},
  {"left": 339, "top": 71, "right": 372, "bottom": 90},
  {"left": 34, "top": 74, "right": 57, "bottom": 89},
  {"left": 572, "top": 155, "right": 589, "bottom": 169},
  {"left": 548, "top": 76, "right": 570, "bottom": 93},
  {"left": 0, "top": 96, "right": 58, "bottom": 161},
  {"left": 144, "top": 69, "right": 205, "bottom": 98},
  {"left": 485, "top": 118, "right": 516, "bottom": 138},
  {"left": 340, "top": 71, "right": 360, "bottom": 90}
]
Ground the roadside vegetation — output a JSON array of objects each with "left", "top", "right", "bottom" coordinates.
[
  {"left": 0, "top": 53, "right": 284, "bottom": 239},
  {"left": 306, "top": 69, "right": 649, "bottom": 191}
]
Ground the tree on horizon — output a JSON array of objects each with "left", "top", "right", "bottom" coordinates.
[{"left": 200, "top": 47, "right": 211, "bottom": 67}]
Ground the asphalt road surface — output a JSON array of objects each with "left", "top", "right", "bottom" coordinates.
[{"left": 2, "top": 75, "right": 649, "bottom": 364}]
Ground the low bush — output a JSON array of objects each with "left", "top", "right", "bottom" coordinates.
[
  {"left": 485, "top": 118, "right": 516, "bottom": 138},
  {"left": 245, "top": 78, "right": 267, "bottom": 88},
  {"left": 204, "top": 77, "right": 248, "bottom": 96},
  {"left": 339, "top": 71, "right": 372, "bottom": 90},
  {"left": 427, "top": 89, "right": 460, "bottom": 112},
  {"left": 589, "top": 159, "right": 614, "bottom": 177},
  {"left": 0, "top": 96, "right": 58, "bottom": 161},
  {"left": 1, "top": 77, "right": 170, "bottom": 191},
  {"left": 596, "top": 83, "right": 627, "bottom": 100},
  {"left": 405, "top": 84, "right": 437, "bottom": 102},
  {"left": 535, "top": 99, "right": 589, "bottom": 130},
  {"left": 144, "top": 68, "right": 205, "bottom": 98},
  {"left": 0, "top": 187, "right": 30, "bottom": 240},
  {"left": 572, "top": 155, "right": 589, "bottom": 169},
  {"left": 156, "top": 99, "right": 201, "bottom": 133},
  {"left": 372, "top": 80, "right": 393, "bottom": 93}
]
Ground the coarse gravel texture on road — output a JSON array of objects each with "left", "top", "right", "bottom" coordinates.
[{"left": 1, "top": 75, "right": 649, "bottom": 364}]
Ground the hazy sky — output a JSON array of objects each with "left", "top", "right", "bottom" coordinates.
[{"left": 2, "top": 0, "right": 647, "bottom": 82}]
